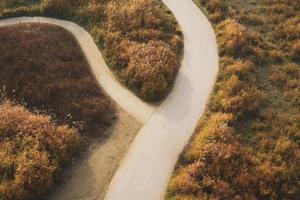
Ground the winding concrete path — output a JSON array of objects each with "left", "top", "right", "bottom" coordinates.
[
  {"left": 0, "top": 0, "right": 218, "bottom": 198},
  {"left": 105, "top": 0, "right": 218, "bottom": 199}
]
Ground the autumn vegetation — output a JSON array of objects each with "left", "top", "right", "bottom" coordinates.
[
  {"left": 0, "top": 23, "right": 116, "bottom": 200},
  {"left": 103, "top": 0, "right": 182, "bottom": 100},
  {"left": 0, "top": 100, "right": 79, "bottom": 200},
  {"left": 0, "top": 0, "right": 183, "bottom": 101},
  {"left": 167, "top": 0, "right": 300, "bottom": 199}
]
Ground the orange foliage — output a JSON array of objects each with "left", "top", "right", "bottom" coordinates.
[
  {"left": 216, "top": 19, "right": 263, "bottom": 57},
  {"left": 0, "top": 101, "right": 79, "bottom": 200},
  {"left": 168, "top": 113, "right": 260, "bottom": 200},
  {"left": 126, "top": 40, "right": 178, "bottom": 100}
]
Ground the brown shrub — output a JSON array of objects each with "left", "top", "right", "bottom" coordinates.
[
  {"left": 168, "top": 113, "right": 260, "bottom": 200},
  {"left": 291, "top": 40, "right": 300, "bottom": 61},
  {"left": 0, "top": 101, "right": 79, "bottom": 200},
  {"left": 126, "top": 40, "right": 178, "bottom": 100},
  {"left": 213, "top": 59, "right": 264, "bottom": 116},
  {"left": 223, "top": 60, "right": 255, "bottom": 81},
  {"left": 103, "top": 31, "right": 132, "bottom": 69},
  {"left": 272, "top": 15, "right": 300, "bottom": 41},
  {"left": 185, "top": 113, "right": 235, "bottom": 160},
  {"left": 216, "top": 19, "right": 263, "bottom": 57},
  {"left": 208, "top": 11, "right": 224, "bottom": 23},
  {"left": 214, "top": 75, "right": 265, "bottom": 116},
  {"left": 268, "top": 49, "right": 284, "bottom": 63},
  {"left": 106, "top": 0, "right": 163, "bottom": 34},
  {"left": 103, "top": 32, "right": 181, "bottom": 101},
  {"left": 103, "top": 0, "right": 183, "bottom": 101},
  {"left": 7, "top": 150, "right": 55, "bottom": 200}
]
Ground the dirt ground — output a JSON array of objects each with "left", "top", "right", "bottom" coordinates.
[{"left": 47, "top": 106, "right": 142, "bottom": 200}]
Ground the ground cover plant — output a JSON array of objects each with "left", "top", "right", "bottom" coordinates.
[
  {"left": 167, "top": 0, "right": 300, "bottom": 199},
  {"left": 0, "top": 0, "right": 183, "bottom": 101},
  {"left": 0, "top": 23, "right": 116, "bottom": 200}
]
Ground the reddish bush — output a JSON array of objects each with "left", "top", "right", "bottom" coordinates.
[
  {"left": 126, "top": 40, "right": 178, "bottom": 100},
  {"left": 104, "top": 0, "right": 183, "bottom": 101},
  {"left": 216, "top": 19, "right": 263, "bottom": 57}
]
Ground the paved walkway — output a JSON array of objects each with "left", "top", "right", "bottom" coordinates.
[
  {"left": 0, "top": 0, "right": 218, "bottom": 198},
  {"left": 105, "top": 0, "right": 218, "bottom": 199}
]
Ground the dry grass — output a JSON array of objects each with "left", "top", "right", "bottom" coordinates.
[
  {"left": 0, "top": 100, "right": 79, "bottom": 200},
  {"left": 125, "top": 40, "right": 178, "bottom": 100},
  {"left": 216, "top": 19, "right": 265, "bottom": 60},
  {"left": 167, "top": 0, "right": 300, "bottom": 199},
  {"left": 0, "top": 0, "right": 183, "bottom": 101},
  {"left": 0, "top": 23, "right": 116, "bottom": 200},
  {"left": 0, "top": 23, "right": 116, "bottom": 136},
  {"left": 103, "top": 0, "right": 183, "bottom": 101}
]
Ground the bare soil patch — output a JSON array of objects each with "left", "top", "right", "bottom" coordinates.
[{"left": 48, "top": 106, "right": 142, "bottom": 200}]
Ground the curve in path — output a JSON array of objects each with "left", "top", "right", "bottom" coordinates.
[
  {"left": 0, "top": 0, "right": 218, "bottom": 198},
  {"left": 105, "top": 0, "right": 218, "bottom": 199},
  {"left": 0, "top": 17, "right": 156, "bottom": 124}
]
